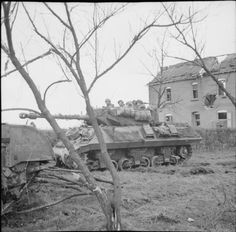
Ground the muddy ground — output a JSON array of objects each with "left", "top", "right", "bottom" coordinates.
[{"left": 2, "top": 150, "right": 236, "bottom": 231}]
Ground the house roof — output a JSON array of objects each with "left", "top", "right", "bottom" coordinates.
[{"left": 148, "top": 53, "right": 236, "bottom": 85}]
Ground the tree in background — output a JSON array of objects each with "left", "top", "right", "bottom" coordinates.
[
  {"left": 162, "top": 3, "right": 236, "bottom": 108},
  {"left": 142, "top": 29, "right": 182, "bottom": 122}
]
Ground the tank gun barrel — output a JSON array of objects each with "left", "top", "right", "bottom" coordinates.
[{"left": 19, "top": 112, "right": 89, "bottom": 121}]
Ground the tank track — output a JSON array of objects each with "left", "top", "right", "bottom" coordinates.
[{"left": 82, "top": 145, "right": 193, "bottom": 171}]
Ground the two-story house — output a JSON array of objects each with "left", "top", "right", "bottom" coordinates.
[{"left": 148, "top": 53, "right": 236, "bottom": 128}]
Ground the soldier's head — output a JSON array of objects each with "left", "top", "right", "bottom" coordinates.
[
  {"left": 136, "top": 99, "right": 143, "bottom": 105},
  {"left": 126, "top": 101, "right": 133, "bottom": 107},
  {"left": 105, "top": 98, "right": 111, "bottom": 106},
  {"left": 132, "top": 100, "right": 137, "bottom": 105},
  {"left": 118, "top": 100, "right": 124, "bottom": 107}
]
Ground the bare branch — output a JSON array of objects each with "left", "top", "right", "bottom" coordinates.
[
  {"left": 93, "top": 3, "right": 98, "bottom": 77},
  {"left": 166, "top": 54, "right": 200, "bottom": 66},
  {"left": 43, "top": 79, "right": 72, "bottom": 103},
  {"left": 2, "top": 108, "right": 42, "bottom": 115},
  {"left": 139, "top": 59, "right": 157, "bottom": 79},
  {"left": 1, "top": 49, "right": 52, "bottom": 78},
  {"left": 69, "top": 4, "right": 128, "bottom": 69},
  {"left": 23, "top": 3, "right": 81, "bottom": 85},
  {"left": 20, "top": 44, "right": 28, "bottom": 73},
  {"left": 87, "top": 17, "right": 183, "bottom": 93},
  {"left": 46, "top": 167, "right": 114, "bottom": 185},
  {"left": 94, "top": 176, "right": 114, "bottom": 185},
  {"left": 2, "top": 3, "right": 15, "bottom": 54},
  {"left": 15, "top": 192, "right": 92, "bottom": 214},
  {"left": 82, "top": 4, "right": 127, "bottom": 48},
  {"left": 43, "top": 2, "right": 71, "bottom": 29},
  {"left": 54, "top": 54, "right": 71, "bottom": 81},
  {"left": 64, "top": 2, "right": 84, "bottom": 83},
  {"left": 45, "top": 172, "right": 88, "bottom": 188},
  {"left": 35, "top": 177, "right": 85, "bottom": 191},
  {"left": 159, "top": 97, "right": 182, "bottom": 109},
  {"left": 62, "top": 27, "right": 67, "bottom": 51},
  {"left": 10, "top": 2, "right": 19, "bottom": 31}
]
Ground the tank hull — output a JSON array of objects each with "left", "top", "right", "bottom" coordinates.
[{"left": 54, "top": 124, "right": 201, "bottom": 170}]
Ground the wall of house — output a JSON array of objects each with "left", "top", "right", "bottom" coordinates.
[{"left": 149, "top": 71, "right": 236, "bottom": 128}]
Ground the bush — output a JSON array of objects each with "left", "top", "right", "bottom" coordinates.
[{"left": 193, "top": 128, "right": 236, "bottom": 151}]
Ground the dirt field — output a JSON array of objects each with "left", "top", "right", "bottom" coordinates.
[{"left": 2, "top": 149, "right": 236, "bottom": 231}]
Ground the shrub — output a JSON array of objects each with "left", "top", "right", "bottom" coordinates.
[{"left": 193, "top": 128, "right": 236, "bottom": 151}]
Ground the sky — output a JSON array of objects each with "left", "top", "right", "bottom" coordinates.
[{"left": 1, "top": 1, "right": 236, "bottom": 129}]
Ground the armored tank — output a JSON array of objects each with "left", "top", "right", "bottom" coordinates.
[
  {"left": 19, "top": 106, "right": 201, "bottom": 171},
  {"left": 1, "top": 123, "right": 54, "bottom": 214}
]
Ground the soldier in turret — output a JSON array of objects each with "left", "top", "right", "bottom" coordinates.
[
  {"left": 125, "top": 101, "right": 133, "bottom": 108},
  {"left": 104, "top": 98, "right": 114, "bottom": 108},
  {"left": 136, "top": 99, "right": 146, "bottom": 110},
  {"left": 132, "top": 100, "right": 138, "bottom": 109},
  {"left": 118, "top": 100, "right": 125, "bottom": 107}
]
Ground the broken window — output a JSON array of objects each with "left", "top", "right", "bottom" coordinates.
[
  {"left": 166, "top": 87, "right": 171, "bottom": 101},
  {"left": 204, "top": 94, "right": 216, "bottom": 108},
  {"left": 192, "top": 83, "right": 198, "bottom": 99},
  {"left": 165, "top": 114, "right": 173, "bottom": 123},
  {"left": 192, "top": 112, "right": 200, "bottom": 126},
  {"left": 218, "top": 79, "right": 226, "bottom": 96}
]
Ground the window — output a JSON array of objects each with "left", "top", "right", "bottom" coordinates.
[
  {"left": 218, "top": 79, "right": 226, "bottom": 96},
  {"left": 192, "top": 83, "right": 198, "bottom": 99},
  {"left": 165, "top": 114, "right": 173, "bottom": 123},
  {"left": 217, "top": 110, "right": 227, "bottom": 128},
  {"left": 218, "top": 111, "right": 227, "bottom": 120},
  {"left": 192, "top": 112, "right": 200, "bottom": 126},
  {"left": 166, "top": 87, "right": 172, "bottom": 101}
]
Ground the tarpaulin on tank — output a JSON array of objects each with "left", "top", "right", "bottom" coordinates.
[
  {"left": 101, "top": 126, "right": 144, "bottom": 142},
  {"left": 176, "top": 126, "right": 201, "bottom": 138}
]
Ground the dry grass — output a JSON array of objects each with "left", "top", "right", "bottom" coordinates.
[{"left": 2, "top": 150, "right": 236, "bottom": 231}]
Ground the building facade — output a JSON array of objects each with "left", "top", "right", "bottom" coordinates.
[{"left": 148, "top": 54, "right": 236, "bottom": 128}]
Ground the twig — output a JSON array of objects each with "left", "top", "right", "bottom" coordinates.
[
  {"left": 35, "top": 177, "right": 85, "bottom": 191},
  {"left": 14, "top": 192, "right": 92, "bottom": 214},
  {"left": 43, "top": 79, "right": 72, "bottom": 103},
  {"left": 44, "top": 168, "right": 114, "bottom": 185},
  {"left": 87, "top": 16, "right": 183, "bottom": 93},
  {"left": 1, "top": 173, "right": 37, "bottom": 216},
  {"left": 1, "top": 50, "right": 51, "bottom": 78},
  {"left": 94, "top": 176, "right": 114, "bottom": 185},
  {"left": 2, "top": 107, "right": 41, "bottom": 115}
]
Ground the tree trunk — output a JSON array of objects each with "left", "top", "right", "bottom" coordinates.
[{"left": 82, "top": 91, "right": 122, "bottom": 230}]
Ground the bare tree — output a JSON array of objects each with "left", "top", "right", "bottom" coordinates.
[
  {"left": 162, "top": 3, "right": 236, "bottom": 108},
  {"left": 142, "top": 30, "right": 182, "bottom": 122},
  {"left": 2, "top": 2, "right": 185, "bottom": 230}
]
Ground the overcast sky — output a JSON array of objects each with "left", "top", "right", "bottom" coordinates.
[{"left": 1, "top": 1, "right": 236, "bottom": 129}]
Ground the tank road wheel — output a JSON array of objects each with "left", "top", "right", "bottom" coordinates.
[
  {"left": 140, "top": 156, "right": 151, "bottom": 167},
  {"left": 111, "top": 160, "right": 118, "bottom": 171},
  {"left": 118, "top": 158, "right": 134, "bottom": 171},
  {"left": 177, "top": 145, "right": 192, "bottom": 163},
  {"left": 170, "top": 155, "right": 179, "bottom": 165},
  {"left": 151, "top": 155, "right": 164, "bottom": 167}
]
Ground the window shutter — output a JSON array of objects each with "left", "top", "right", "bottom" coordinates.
[{"left": 227, "top": 112, "right": 231, "bottom": 128}]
